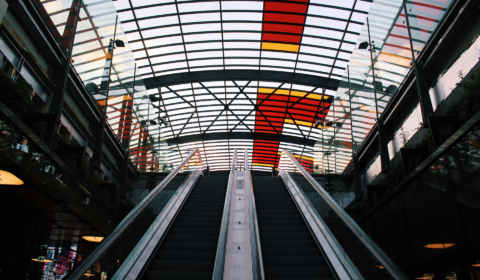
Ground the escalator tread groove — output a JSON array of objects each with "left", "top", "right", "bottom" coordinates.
[
  {"left": 142, "top": 176, "right": 228, "bottom": 280},
  {"left": 253, "top": 176, "right": 333, "bottom": 280}
]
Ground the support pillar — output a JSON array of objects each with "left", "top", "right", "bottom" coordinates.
[
  {"left": 92, "top": 16, "right": 119, "bottom": 169},
  {"left": 45, "top": 0, "right": 82, "bottom": 146},
  {"left": 377, "top": 120, "right": 391, "bottom": 173},
  {"left": 402, "top": 0, "right": 434, "bottom": 124}
]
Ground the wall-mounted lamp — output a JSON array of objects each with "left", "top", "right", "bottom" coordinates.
[
  {"left": 0, "top": 170, "right": 24, "bottom": 185},
  {"left": 82, "top": 236, "right": 104, "bottom": 242},
  {"left": 423, "top": 243, "right": 455, "bottom": 249}
]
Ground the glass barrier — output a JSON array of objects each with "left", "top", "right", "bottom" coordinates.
[
  {"left": 361, "top": 123, "right": 480, "bottom": 278},
  {"left": 278, "top": 150, "right": 406, "bottom": 279},
  {"left": 0, "top": 112, "right": 115, "bottom": 278},
  {"left": 65, "top": 149, "right": 203, "bottom": 279}
]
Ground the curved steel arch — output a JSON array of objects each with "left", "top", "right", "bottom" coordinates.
[{"left": 143, "top": 70, "right": 341, "bottom": 90}]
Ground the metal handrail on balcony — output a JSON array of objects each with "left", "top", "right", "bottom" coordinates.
[
  {"left": 280, "top": 149, "right": 409, "bottom": 280},
  {"left": 64, "top": 148, "right": 202, "bottom": 280}
]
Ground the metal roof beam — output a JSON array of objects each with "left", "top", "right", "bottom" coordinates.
[
  {"left": 144, "top": 70, "right": 341, "bottom": 90},
  {"left": 166, "top": 132, "right": 316, "bottom": 146}
]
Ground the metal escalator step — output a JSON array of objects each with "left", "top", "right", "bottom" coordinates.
[
  {"left": 144, "top": 270, "right": 212, "bottom": 280},
  {"left": 265, "top": 266, "right": 332, "bottom": 279},
  {"left": 253, "top": 176, "right": 333, "bottom": 279},
  {"left": 149, "top": 260, "right": 214, "bottom": 272},
  {"left": 142, "top": 176, "right": 228, "bottom": 279}
]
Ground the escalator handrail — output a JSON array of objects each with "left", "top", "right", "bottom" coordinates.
[
  {"left": 280, "top": 149, "right": 410, "bottom": 280},
  {"left": 65, "top": 148, "right": 202, "bottom": 280},
  {"left": 244, "top": 149, "right": 265, "bottom": 280},
  {"left": 212, "top": 149, "right": 237, "bottom": 279}
]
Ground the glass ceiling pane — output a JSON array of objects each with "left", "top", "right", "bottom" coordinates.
[{"left": 35, "top": 0, "right": 453, "bottom": 174}]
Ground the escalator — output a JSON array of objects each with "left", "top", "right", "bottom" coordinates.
[
  {"left": 253, "top": 176, "right": 334, "bottom": 280},
  {"left": 67, "top": 149, "right": 408, "bottom": 280},
  {"left": 143, "top": 176, "right": 228, "bottom": 279}
]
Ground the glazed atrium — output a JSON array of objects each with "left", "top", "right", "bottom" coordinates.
[{"left": 0, "top": 0, "right": 479, "bottom": 279}]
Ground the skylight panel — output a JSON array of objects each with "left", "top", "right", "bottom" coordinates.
[
  {"left": 224, "top": 42, "right": 260, "bottom": 49},
  {"left": 337, "top": 51, "right": 352, "bottom": 60},
  {"left": 298, "top": 54, "right": 334, "bottom": 66},
  {"left": 142, "top": 26, "right": 182, "bottom": 38},
  {"left": 148, "top": 45, "right": 184, "bottom": 57},
  {"left": 343, "top": 33, "right": 359, "bottom": 43},
  {"left": 190, "top": 59, "right": 223, "bottom": 67},
  {"left": 113, "top": 0, "right": 131, "bottom": 10},
  {"left": 185, "top": 42, "right": 222, "bottom": 51},
  {"left": 347, "top": 22, "right": 363, "bottom": 33},
  {"left": 302, "top": 37, "right": 340, "bottom": 49},
  {"left": 295, "top": 70, "right": 329, "bottom": 78},
  {"left": 340, "top": 42, "right": 355, "bottom": 52},
  {"left": 305, "top": 16, "right": 347, "bottom": 30},
  {"left": 304, "top": 27, "right": 344, "bottom": 40},
  {"left": 223, "top": 23, "right": 262, "bottom": 31},
  {"left": 138, "top": 16, "right": 178, "bottom": 29},
  {"left": 350, "top": 12, "right": 367, "bottom": 23},
  {"left": 133, "top": 50, "right": 147, "bottom": 59},
  {"left": 150, "top": 53, "right": 187, "bottom": 64},
  {"left": 223, "top": 33, "right": 261, "bottom": 40},
  {"left": 178, "top": 2, "right": 220, "bottom": 13},
  {"left": 221, "top": 1, "right": 263, "bottom": 10},
  {"left": 187, "top": 51, "right": 223, "bottom": 59},
  {"left": 225, "top": 59, "right": 259, "bottom": 65},
  {"left": 136, "top": 5, "right": 177, "bottom": 18},
  {"left": 300, "top": 46, "right": 337, "bottom": 58},
  {"left": 121, "top": 22, "right": 138, "bottom": 32},
  {"left": 308, "top": 6, "right": 351, "bottom": 20},
  {"left": 222, "top": 12, "right": 262, "bottom": 21},
  {"left": 225, "top": 66, "right": 259, "bottom": 70},
  {"left": 131, "top": 0, "right": 172, "bottom": 7},
  {"left": 153, "top": 61, "right": 188, "bottom": 72},
  {"left": 180, "top": 13, "right": 221, "bottom": 23},
  {"left": 126, "top": 32, "right": 141, "bottom": 42},
  {"left": 184, "top": 33, "right": 222, "bottom": 43},
  {"left": 118, "top": 10, "right": 134, "bottom": 21},
  {"left": 261, "top": 59, "right": 295, "bottom": 68},
  {"left": 182, "top": 23, "right": 222, "bottom": 33},
  {"left": 224, "top": 50, "right": 260, "bottom": 57}
]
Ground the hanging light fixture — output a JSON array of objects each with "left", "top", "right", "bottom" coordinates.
[
  {"left": 423, "top": 243, "right": 455, "bottom": 249},
  {"left": 0, "top": 170, "right": 24, "bottom": 185},
  {"left": 82, "top": 236, "right": 104, "bottom": 242}
]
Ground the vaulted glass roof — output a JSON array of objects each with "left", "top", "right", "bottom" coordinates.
[
  {"left": 37, "top": 0, "right": 454, "bottom": 173},
  {"left": 113, "top": 0, "right": 371, "bottom": 78}
]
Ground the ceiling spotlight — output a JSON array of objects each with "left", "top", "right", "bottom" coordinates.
[
  {"left": 159, "top": 116, "right": 170, "bottom": 127},
  {"left": 358, "top": 41, "right": 369, "bottom": 49},
  {"left": 150, "top": 120, "right": 157, "bottom": 125},
  {"left": 115, "top": 39, "right": 125, "bottom": 48}
]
